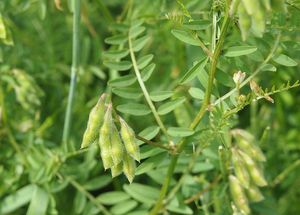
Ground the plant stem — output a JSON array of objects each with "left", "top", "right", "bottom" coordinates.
[
  {"left": 62, "top": 0, "right": 81, "bottom": 152},
  {"left": 128, "top": 36, "right": 171, "bottom": 143},
  {"left": 57, "top": 172, "right": 111, "bottom": 215},
  {"left": 213, "top": 33, "right": 281, "bottom": 106},
  {"left": 149, "top": 4, "right": 235, "bottom": 214}
]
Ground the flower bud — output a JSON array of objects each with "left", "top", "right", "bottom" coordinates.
[
  {"left": 229, "top": 175, "right": 250, "bottom": 215},
  {"left": 111, "top": 163, "right": 123, "bottom": 178},
  {"left": 81, "top": 93, "right": 106, "bottom": 149},
  {"left": 120, "top": 117, "right": 140, "bottom": 162},
  {"left": 231, "top": 148, "right": 250, "bottom": 188},
  {"left": 233, "top": 71, "right": 246, "bottom": 85},
  {"left": 123, "top": 153, "right": 136, "bottom": 183}
]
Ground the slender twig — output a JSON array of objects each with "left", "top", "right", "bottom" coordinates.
[
  {"left": 213, "top": 33, "right": 282, "bottom": 107},
  {"left": 57, "top": 172, "right": 111, "bottom": 215},
  {"left": 136, "top": 135, "right": 173, "bottom": 152},
  {"left": 184, "top": 175, "right": 221, "bottom": 204},
  {"left": 271, "top": 159, "right": 300, "bottom": 186},
  {"left": 128, "top": 35, "right": 172, "bottom": 143},
  {"left": 149, "top": 2, "right": 237, "bottom": 213},
  {"left": 62, "top": 0, "right": 81, "bottom": 151}
]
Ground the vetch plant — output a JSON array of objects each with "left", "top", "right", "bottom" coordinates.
[{"left": 0, "top": 0, "right": 299, "bottom": 215}]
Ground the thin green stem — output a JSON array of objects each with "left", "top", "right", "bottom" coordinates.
[
  {"left": 149, "top": 1, "right": 243, "bottom": 212},
  {"left": 213, "top": 33, "right": 281, "bottom": 106},
  {"left": 128, "top": 36, "right": 172, "bottom": 143},
  {"left": 149, "top": 7, "right": 234, "bottom": 215},
  {"left": 272, "top": 159, "right": 300, "bottom": 186},
  {"left": 62, "top": 0, "right": 81, "bottom": 151},
  {"left": 57, "top": 173, "right": 111, "bottom": 215}
]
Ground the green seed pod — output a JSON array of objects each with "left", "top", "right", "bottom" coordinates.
[
  {"left": 238, "top": 4, "right": 251, "bottom": 41},
  {"left": 123, "top": 153, "right": 136, "bottom": 183},
  {"left": 81, "top": 93, "right": 107, "bottom": 149},
  {"left": 99, "top": 105, "right": 114, "bottom": 170},
  {"left": 239, "top": 150, "right": 267, "bottom": 187},
  {"left": 231, "top": 148, "right": 250, "bottom": 188},
  {"left": 229, "top": 175, "right": 250, "bottom": 215},
  {"left": 120, "top": 117, "right": 140, "bottom": 162},
  {"left": 246, "top": 183, "right": 264, "bottom": 202},
  {"left": 237, "top": 138, "right": 266, "bottom": 162},
  {"left": 271, "top": 0, "right": 287, "bottom": 12},
  {"left": 111, "top": 162, "right": 123, "bottom": 178},
  {"left": 251, "top": 5, "right": 265, "bottom": 38},
  {"left": 262, "top": 0, "right": 271, "bottom": 11},
  {"left": 241, "top": 0, "right": 260, "bottom": 15},
  {"left": 110, "top": 122, "right": 124, "bottom": 166}
]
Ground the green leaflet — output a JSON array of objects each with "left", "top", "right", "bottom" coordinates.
[
  {"left": 74, "top": 192, "right": 86, "bottom": 214},
  {"left": 171, "top": 29, "right": 201, "bottom": 46},
  {"left": 261, "top": 64, "right": 277, "bottom": 72},
  {"left": 180, "top": 57, "right": 208, "bottom": 84},
  {"left": 158, "top": 97, "right": 186, "bottom": 115},
  {"left": 110, "top": 200, "right": 138, "bottom": 215},
  {"left": 0, "top": 184, "right": 35, "bottom": 214},
  {"left": 224, "top": 46, "right": 257, "bottom": 57},
  {"left": 26, "top": 186, "right": 49, "bottom": 215},
  {"left": 117, "top": 103, "right": 151, "bottom": 116},
  {"left": 167, "top": 127, "right": 195, "bottom": 137},
  {"left": 112, "top": 87, "right": 143, "bottom": 99},
  {"left": 103, "top": 61, "right": 132, "bottom": 71},
  {"left": 272, "top": 54, "right": 298, "bottom": 67},
  {"left": 183, "top": 20, "right": 211, "bottom": 30},
  {"left": 149, "top": 90, "right": 173, "bottom": 102},
  {"left": 104, "top": 34, "right": 127, "bottom": 45},
  {"left": 137, "top": 54, "right": 153, "bottom": 70},
  {"left": 84, "top": 176, "right": 112, "bottom": 191},
  {"left": 123, "top": 183, "right": 160, "bottom": 204},
  {"left": 102, "top": 49, "right": 129, "bottom": 59},
  {"left": 97, "top": 191, "right": 130, "bottom": 205},
  {"left": 141, "top": 63, "right": 156, "bottom": 81},
  {"left": 188, "top": 87, "right": 204, "bottom": 100},
  {"left": 108, "top": 75, "right": 137, "bottom": 87},
  {"left": 132, "top": 35, "right": 150, "bottom": 52},
  {"left": 129, "top": 26, "right": 146, "bottom": 38},
  {"left": 137, "top": 126, "right": 160, "bottom": 145}
]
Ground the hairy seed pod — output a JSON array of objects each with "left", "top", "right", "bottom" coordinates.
[
  {"left": 251, "top": 5, "right": 265, "bottom": 38},
  {"left": 111, "top": 162, "right": 123, "bottom": 178},
  {"left": 262, "top": 0, "right": 271, "bottom": 11},
  {"left": 81, "top": 93, "right": 106, "bottom": 149},
  {"left": 120, "top": 117, "right": 140, "bottom": 162},
  {"left": 99, "top": 105, "right": 114, "bottom": 170},
  {"left": 237, "top": 138, "right": 266, "bottom": 162},
  {"left": 246, "top": 183, "right": 264, "bottom": 202},
  {"left": 229, "top": 175, "right": 250, "bottom": 215},
  {"left": 123, "top": 153, "right": 136, "bottom": 183},
  {"left": 110, "top": 122, "right": 124, "bottom": 166},
  {"left": 231, "top": 148, "right": 250, "bottom": 188},
  {"left": 238, "top": 4, "right": 251, "bottom": 41},
  {"left": 239, "top": 150, "right": 267, "bottom": 187},
  {"left": 271, "top": 0, "right": 287, "bottom": 12},
  {"left": 241, "top": 0, "right": 260, "bottom": 15}
]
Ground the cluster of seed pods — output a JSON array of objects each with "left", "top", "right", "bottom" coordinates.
[
  {"left": 229, "top": 129, "right": 267, "bottom": 215},
  {"left": 81, "top": 93, "right": 140, "bottom": 183},
  {"left": 237, "top": 0, "right": 286, "bottom": 40}
]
